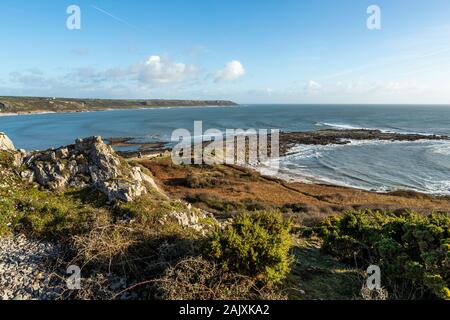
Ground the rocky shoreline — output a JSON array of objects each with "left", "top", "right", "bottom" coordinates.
[
  {"left": 106, "top": 137, "right": 170, "bottom": 159},
  {"left": 106, "top": 128, "right": 450, "bottom": 159},
  {"left": 278, "top": 129, "right": 449, "bottom": 155}
]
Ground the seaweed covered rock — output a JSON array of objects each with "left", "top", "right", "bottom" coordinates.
[{"left": 22, "top": 136, "right": 158, "bottom": 202}]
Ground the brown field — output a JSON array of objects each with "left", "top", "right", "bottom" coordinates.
[{"left": 139, "top": 157, "right": 450, "bottom": 225}]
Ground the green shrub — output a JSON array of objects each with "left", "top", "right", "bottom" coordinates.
[
  {"left": 209, "top": 210, "right": 293, "bottom": 284},
  {"left": 316, "top": 210, "right": 450, "bottom": 300}
]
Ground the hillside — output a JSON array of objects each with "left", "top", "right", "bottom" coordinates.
[
  {"left": 0, "top": 132, "right": 449, "bottom": 300},
  {"left": 0, "top": 96, "right": 238, "bottom": 115}
]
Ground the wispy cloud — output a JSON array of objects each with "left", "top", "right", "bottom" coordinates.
[
  {"left": 91, "top": 5, "right": 142, "bottom": 31},
  {"left": 320, "top": 46, "right": 450, "bottom": 81}
]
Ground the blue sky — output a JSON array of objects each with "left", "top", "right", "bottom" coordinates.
[{"left": 1, "top": 0, "right": 450, "bottom": 103}]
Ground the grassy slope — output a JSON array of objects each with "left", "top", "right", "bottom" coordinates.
[
  {"left": 5, "top": 152, "right": 448, "bottom": 299},
  {"left": 0, "top": 96, "right": 238, "bottom": 114},
  {"left": 0, "top": 150, "right": 209, "bottom": 299},
  {"left": 0, "top": 150, "right": 366, "bottom": 299}
]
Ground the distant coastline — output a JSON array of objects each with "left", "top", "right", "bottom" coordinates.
[
  {"left": 0, "top": 96, "right": 238, "bottom": 116},
  {"left": 0, "top": 105, "right": 237, "bottom": 118}
]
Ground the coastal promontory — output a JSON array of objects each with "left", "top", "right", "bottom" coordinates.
[{"left": 0, "top": 96, "right": 238, "bottom": 115}]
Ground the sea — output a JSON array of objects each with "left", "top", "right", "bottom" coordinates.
[{"left": 1, "top": 104, "right": 450, "bottom": 195}]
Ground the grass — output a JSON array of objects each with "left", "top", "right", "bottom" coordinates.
[
  {"left": 0, "top": 151, "right": 106, "bottom": 237},
  {"left": 286, "top": 238, "right": 363, "bottom": 300},
  {"left": 0, "top": 184, "right": 106, "bottom": 238}
]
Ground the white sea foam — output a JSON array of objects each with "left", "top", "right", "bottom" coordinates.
[
  {"left": 284, "top": 139, "right": 430, "bottom": 161},
  {"left": 344, "top": 139, "right": 434, "bottom": 146},
  {"left": 315, "top": 122, "right": 394, "bottom": 132},
  {"left": 259, "top": 160, "right": 450, "bottom": 195},
  {"left": 429, "top": 141, "right": 450, "bottom": 156},
  {"left": 256, "top": 138, "right": 450, "bottom": 196},
  {"left": 423, "top": 180, "right": 450, "bottom": 195},
  {"left": 315, "top": 122, "right": 437, "bottom": 136}
]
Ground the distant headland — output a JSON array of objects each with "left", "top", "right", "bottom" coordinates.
[{"left": 0, "top": 96, "right": 238, "bottom": 115}]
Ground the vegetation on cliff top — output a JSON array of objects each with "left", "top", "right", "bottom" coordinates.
[
  {"left": 210, "top": 210, "right": 293, "bottom": 284},
  {"left": 0, "top": 96, "right": 238, "bottom": 114},
  {"left": 2, "top": 140, "right": 450, "bottom": 300},
  {"left": 0, "top": 146, "right": 292, "bottom": 300},
  {"left": 315, "top": 210, "right": 450, "bottom": 299}
]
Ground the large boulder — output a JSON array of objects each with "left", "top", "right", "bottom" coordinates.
[
  {"left": 22, "top": 136, "right": 160, "bottom": 202},
  {"left": 0, "top": 132, "right": 15, "bottom": 151}
]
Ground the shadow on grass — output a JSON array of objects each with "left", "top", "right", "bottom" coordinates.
[
  {"left": 286, "top": 239, "right": 363, "bottom": 300},
  {"left": 65, "top": 187, "right": 109, "bottom": 208}
]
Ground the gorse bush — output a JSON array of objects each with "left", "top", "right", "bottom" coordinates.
[
  {"left": 316, "top": 210, "right": 450, "bottom": 300},
  {"left": 209, "top": 210, "right": 293, "bottom": 284}
]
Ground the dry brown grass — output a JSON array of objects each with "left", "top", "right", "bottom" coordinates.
[
  {"left": 156, "top": 256, "right": 287, "bottom": 300},
  {"left": 140, "top": 157, "right": 450, "bottom": 226}
]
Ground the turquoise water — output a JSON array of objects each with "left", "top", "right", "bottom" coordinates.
[{"left": 1, "top": 104, "right": 450, "bottom": 194}]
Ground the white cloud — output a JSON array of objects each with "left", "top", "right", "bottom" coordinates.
[
  {"left": 102, "top": 55, "right": 197, "bottom": 86},
  {"left": 284, "top": 80, "right": 321, "bottom": 96},
  {"left": 334, "top": 80, "right": 422, "bottom": 95},
  {"left": 305, "top": 80, "right": 322, "bottom": 92},
  {"left": 5, "top": 55, "right": 200, "bottom": 97},
  {"left": 9, "top": 69, "right": 51, "bottom": 88},
  {"left": 132, "top": 55, "right": 197, "bottom": 85},
  {"left": 215, "top": 60, "right": 246, "bottom": 82}
]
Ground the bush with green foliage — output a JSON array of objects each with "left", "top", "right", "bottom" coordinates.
[
  {"left": 209, "top": 210, "right": 293, "bottom": 284},
  {"left": 316, "top": 210, "right": 450, "bottom": 300}
]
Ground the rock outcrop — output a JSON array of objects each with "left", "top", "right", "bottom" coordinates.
[
  {"left": 159, "top": 202, "right": 218, "bottom": 235},
  {"left": 0, "top": 132, "right": 15, "bottom": 151},
  {"left": 21, "top": 136, "right": 159, "bottom": 202},
  {"left": 278, "top": 129, "right": 450, "bottom": 155}
]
